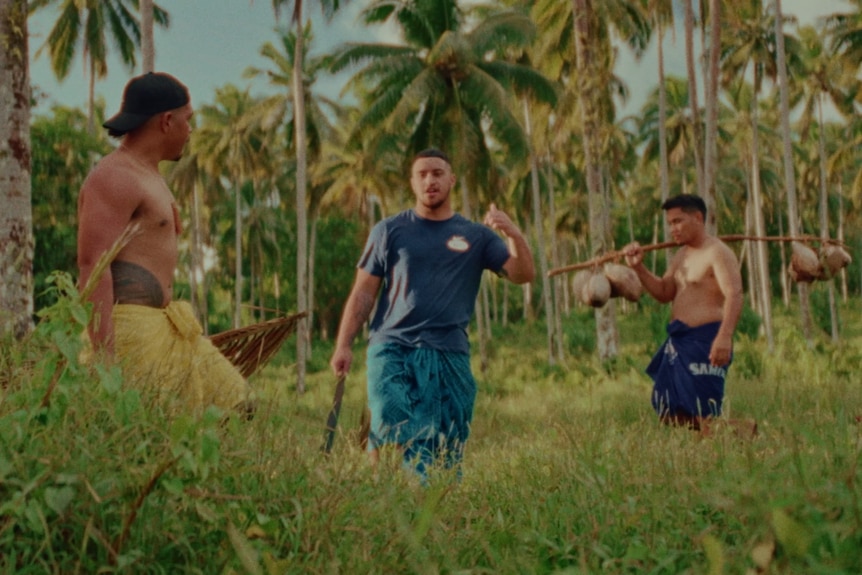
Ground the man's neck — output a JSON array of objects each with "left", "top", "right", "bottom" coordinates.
[
  {"left": 686, "top": 231, "right": 709, "bottom": 249},
  {"left": 118, "top": 136, "right": 162, "bottom": 170},
  {"left": 414, "top": 205, "right": 454, "bottom": 221}
]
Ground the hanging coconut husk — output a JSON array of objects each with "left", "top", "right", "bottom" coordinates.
[
  {"left": 572, "top": 270, "right": 592, "bottom": 306},
  {"left": 820, "top": 244, "right": 852, "bottom": 279},
  {"left": 583, "top": 271, "right": 611, "bottom": 308},
  {"left": 789, "top": 241, "right": 822, "bottom": 283},
  {"left": 604, "top": 263, "right": 643, "bottom": 302}
]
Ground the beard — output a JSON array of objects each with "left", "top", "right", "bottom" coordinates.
[
  {"left": 422, "top": 196, "right": 447, "bottom": 211},
  {"left": 419, "top": 188, "right": 449, "bottom": 211}
]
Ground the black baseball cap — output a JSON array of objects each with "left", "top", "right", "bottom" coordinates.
[{"left": 103, "top": 72, "right": 190, "bottom": 137}]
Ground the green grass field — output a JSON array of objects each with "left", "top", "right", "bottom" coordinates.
[{"left": 2, "top": 286, "right": 860, "bottom": 574}]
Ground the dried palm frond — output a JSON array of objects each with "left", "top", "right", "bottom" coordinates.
[{"left": 210, "top": 312, "right": 307, "bottom": 379}]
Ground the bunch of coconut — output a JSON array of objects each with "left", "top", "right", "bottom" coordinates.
[
  {"left": 789, "top": 241, "right": 853, "bottom": 283},
  {"left": 572, "top": 263, "right": 643, "bottom": 308}
]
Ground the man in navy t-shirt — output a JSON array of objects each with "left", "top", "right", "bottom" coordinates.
[{"left": 330, "top": 148, "right": 534, "bottom": 481}]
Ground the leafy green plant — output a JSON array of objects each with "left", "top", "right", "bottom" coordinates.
[{"left": 2, "top": 290, "right": 861, "bottom": 573}]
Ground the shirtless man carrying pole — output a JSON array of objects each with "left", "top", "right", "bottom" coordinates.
[{"left": 623, "top": 194, "right": 747, "bottom": 432}]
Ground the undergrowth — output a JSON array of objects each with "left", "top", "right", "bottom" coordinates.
[{"left": 1, "top": 275, "right": 860, "bottom": 574}]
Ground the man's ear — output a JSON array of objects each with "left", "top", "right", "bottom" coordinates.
[{"left": 159, "top": 111, "right": 173, "bottom": 132}]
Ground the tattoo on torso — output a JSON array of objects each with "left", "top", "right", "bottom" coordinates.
[{"left": 111, "top": 261, "right": 165, "bottom": 307}]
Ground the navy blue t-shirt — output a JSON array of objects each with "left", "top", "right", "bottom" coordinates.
[{"left": 358, "top": 210, "right": 511, "bottom": 353}]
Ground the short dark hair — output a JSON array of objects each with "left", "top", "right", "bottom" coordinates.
[
  {"left": 413, "top": 148, "right": 451, "bottom": 166},
  {"left": 662, "top": 194, "right": 706, "bottom": 218}
]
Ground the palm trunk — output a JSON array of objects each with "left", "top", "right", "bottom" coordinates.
[
  {"left": 684, "top": 0, "right": 705, "bottom": 198},
  {"left": 657, "top": 22, "right": 671, "bottom": 260},
  {"left": 308, "top": 204, "right": 319, "bottom": 352},
  {"left": 837, "top": 182, "right": 848, "bottom": 302},
  {"left": 545, "top": 155, "right": 565, "bottom": 363},
  {"left": 524, "top": 100, "right": 554, "bottom": 365},
  {"left": 0, "top": 0, "right": 34, "bottom": 339},
  {"left": 460, "top": 177, "right": 487, "bottom": 373},
  {"left": 743, "top": 199, "right": 758, "bottom": 313},
  {"left": 234, "top": 184, "right": 243, "bottom": 329},
  {"left": 141, "top": 0, "right": 155, "bottom": 72},
  {"left": 774, "top": 0, "right": 813, "bottom": 343},
  {"left": 658, "top": 26, "right": 670, "bottom": 207},
  {"left": 749, "top": 79, "right": 774, "bottom": 351},
  {"left": 573, "top": 0, "right": 618, "bottom": 360},
  {"left": 503, "top": 280, "right": 509, "bottom": 328},
  {"left": 293, "top": 1, "right": 309, "bottom": 393},
  {"left": 702, "top": 0, "right": 720, "bottom": 232},
  {"left": 777, "top": 212, "right": 790, "bottom": 306},
  {"left": 817, "top": 96, "right": 839, "bottom": 342}
]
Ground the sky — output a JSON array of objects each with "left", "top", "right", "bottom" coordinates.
[{"left": 27, "top": 0, "right": 854, "bottom": 122}]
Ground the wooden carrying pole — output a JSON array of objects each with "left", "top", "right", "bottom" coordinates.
[{"left": 547, "top": 234, "right": 845, "bottom": 277}]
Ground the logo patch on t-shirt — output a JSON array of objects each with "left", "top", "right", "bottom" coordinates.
[{"left": 446, "top": 235, "right": 470, "bottom": 253}]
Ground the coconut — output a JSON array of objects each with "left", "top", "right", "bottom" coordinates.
[
  {"left": 789, "top": 241, "right": 822, "bottom": 283},
  {"left": 604, "top": 263, "right": 643, "bottom": 302},
  {"left": 583, "top": 271, "right": 611, "bottom": 308},
  {"left": 820, "top": 244, "right": 852, "bottom": 279},
  {"left": 572, "top": 270, "right": 592, "bottom": 306}
]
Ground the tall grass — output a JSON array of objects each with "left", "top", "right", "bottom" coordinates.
[{"left": 1, "top": 277, "right": 860, "bottom": 574}]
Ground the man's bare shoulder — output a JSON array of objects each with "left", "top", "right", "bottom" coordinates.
[
  {"left": 710, "top": 236, "right": 739, "bottom": 261},
  {"left": 80, "top": 152, "right": 147, "bottom": 204}
]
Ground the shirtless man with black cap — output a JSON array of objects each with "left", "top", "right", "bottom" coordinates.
[{"left": 77, "top": 72, "right": 253, "bottom": 416}]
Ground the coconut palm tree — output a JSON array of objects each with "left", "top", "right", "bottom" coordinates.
[
  {"left": 245, "top": 23, "right": 338, "bottom": 177},
  {"left": 192, "top": 84, "right": 270, "bottom": 330},
  {"left": 330, "top": 0, "right": 556, "bottom": 190},
  {"left": 795, "top": 23, "right": 858, "bottom": 341},
  {"left": 529, "top": 0, "right": 648, "bottom": 360},
  {"left": 638, "top": 75, "right": 702, "bottom": 195},
  {"left": 702, "top": 0, "right": 723, "bottom": 232},
  {"left": 640, "top": 0, "right": 674, "bottom": 232},
  {"left": 316, "top": 122, "right": 404, "bottom": 223},
  {"left": 720, "top": 78, "right": 783, "bottom": 317},
  {"left": 166, "top": 150, "right": 210, "bottom": 328},
  {"left": 29, "top": 0, "right": 169, "bottom": 131},
  {"left": 246, "top": 19, "right": 344, "bottom": 389},
  {"left": 774, "top": 0, "right": 813, "bottom": 344},
  {"left": 0, "top": 0, "right": 33, "bottom": 339},
  {"left": 571, "top": 0, "right": 615, "bottom": 360},
  {"left": 824, "top": 0, "right": 862, "bottom": 68},
  {"left": 268, "top": 0, "right": 349, "bottom": 393},
  {"left": 721, "top": 0, "right": 804, "bottom": 348},
  {"left": 825, "top": 117, "right": 862, "bottom": 302},
  {"left": 683, "top": 0, "right": 705, "bottom": 203}
]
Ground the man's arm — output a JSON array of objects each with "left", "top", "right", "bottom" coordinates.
[
  {"left": 623, "top": 242, "right": 677, "bottom": 303},
  {"left": 483, "top": 203, "right": 535, "bottom": 284},
  {"left": 329, "top": 269, "right": 382, "bottom": 376},
  {"left": 709, "top": 243, "right": 744, "bottom": 366}
]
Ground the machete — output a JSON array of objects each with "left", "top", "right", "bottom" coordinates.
[{"left": 322, "top": 374, "right": 346, "bottom": 454}]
